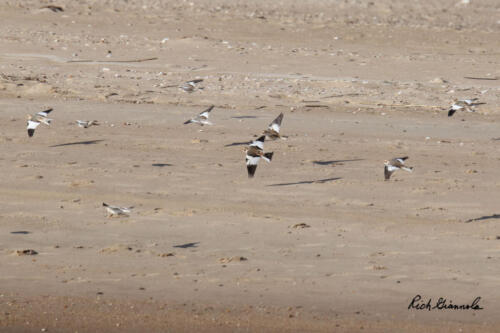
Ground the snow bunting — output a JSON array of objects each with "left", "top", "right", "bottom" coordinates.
[
  {"left": 448, "top": 98, "right": 483, "bottom": 117},
  {"left": 102, "top": 202, "right": 133, "bottom": 217},
  {"left": 184, "top": 105, "right": 214, "bottom": 126},
  {"left": 245, "top": 135, "right": 274, "bottom": 178},
  {"left": 384, "top": 156, "right": 413, "bottom": 180},
  {"left": 27, "top": 108, "right": 53, "bottom": 137},
  {"left": 76, "top": 120, "right": 99, "bottom": 128},
  {"left": 263, "top": 112, "right": 287, "bottom": 140},
  {"left": 180, "top": 79, "right": 203, "bottom": 93}
]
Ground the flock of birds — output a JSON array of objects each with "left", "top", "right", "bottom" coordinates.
[{"left": 24, "top": 78, "right": 485, "bottom": 216}]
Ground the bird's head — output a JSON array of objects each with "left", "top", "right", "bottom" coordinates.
[{"left": 384, "top": 160, "right": 390, "bottom": 165}]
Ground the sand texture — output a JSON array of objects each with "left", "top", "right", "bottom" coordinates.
[{"left": 1, "top": 1, "right": 500, "bottom": 332}]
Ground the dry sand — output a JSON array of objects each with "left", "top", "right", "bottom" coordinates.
[{"left": 1, "top": 1, "right": 500, "bottom": 332}]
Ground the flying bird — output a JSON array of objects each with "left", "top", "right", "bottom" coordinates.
[
  {"left": 76, "top": 120, "right": 99, "bottom": 128},
  {"left": 263, "top": 112, "right": 287, "bottom": 140},
  {"left": 102, "top": 202, "right": 133, "bottom": 217},
  {"left": 245, "top": 135, "right": 274, "bottom": 178},
  {"left": 384, "top": 156, "right": 413, "bottom": 180},
  {"left": 184, "top": 105, "right": 214, "bottom": 126},
  {"left": 180, "top": 79, "right": 203, "bottom": 93},
  {"left": 448, "top": 98, "right": 484, "bottom": 117},
  {"left": 27, "top": 108, "right": 53, "bottom": 137}
]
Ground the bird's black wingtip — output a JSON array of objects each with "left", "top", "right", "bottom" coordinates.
[
  {"left": 27, "top": 129, "right": 34, "bottom": 137},
  {"left": 448, "top": 109, "right": 455, "bottom": 117},
  {"left": 247, "top": 165, "right": 257, "bottom": 178},
  {"left": 102, "top": 202, "right": 108, "bottom": 207},
  {"left": 183, "top": 120, "right": 191, "bottom": 125}
]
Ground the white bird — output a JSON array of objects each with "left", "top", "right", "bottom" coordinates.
[
  {"left": 245, "top": 135, "right": 274, "bottom": 178},
  {"left": 384, "top": 156, "right": 413, "bottom": 180},
  {"left": 102, "top": 202, "right": 133, "bottom": 217},
  {"left": 27, "top": 108, "right": 53, "bottom": 137},
  {"left": 180, "top": 79, "right": 203, "bottom": 93},
  {"left": 263, "top": 112, "right": 287, "bottom": 140},
  {"left": 184, "top": 105, "right": 214, "bottom": 126},
  {"left": 76, "top": 120, "right": 99, "bottom": 128},
  {"left": 448, "top": 98, "right": 484, "bottom": 117}
]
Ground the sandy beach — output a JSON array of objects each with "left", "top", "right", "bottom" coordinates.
[{"left": 1, "top": 1, "right": 500, "bottom": 331}]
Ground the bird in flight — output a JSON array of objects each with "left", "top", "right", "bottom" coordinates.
[
  {"left": 448, "top": 98, "right": 484, "bottom": 117},
  {"left": 76, "top": 120, "right": 99, "bottom": 128},
  {"left": 263, "top": 112, "right": 287, "bottom": 140},
  {"left": 180, "top": 79, "right": 203, "bottom": 93},
  {"left": 384, "top": 156, "right": 413, "bottom": 180},
  {"left": 102, "top": 202, "right": 133, "bottom": 217},
  {"left": 245, "top": 135, "right": 274, "bottom": 178},
  {"left": 184, "top": 105, "right": 214, "bottom": 126},
  {"left": 27, "top": 108, "right": 53, "bottom": 137}
]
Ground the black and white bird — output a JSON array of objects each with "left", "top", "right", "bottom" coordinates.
[
  {"left": 448, "top": 98, "right": 484, "bottom": 117},
  {"left": 76, "top": 120, "right": 99, "bottom": 128},
  {"left": 102, "top": 202, "right": 133, "bottom": 217},
  {"left": 27, "top": 108, "right": 53, "bottom": 137},
  {"left": 263, "top": 113, "right": 286, "bottom": 140},
  {"left": 184, "top": 105, "right": 214, "bottom": 126},
  {"left": 245, "top": 135, "right": 274, "bottom": 178},
  {"left": 180, "top": 79, "right": 203, "bottom": 93},
  {"left": 384, "top": 157, "right": 413, "bottom": 180}
]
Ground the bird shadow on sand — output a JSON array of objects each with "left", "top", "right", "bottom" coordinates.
[
  {"left": 224, "top": 141, "right": 251, "bottom": 147},
  {"left": 267, "top": 177, "right": 341, "bottom": 187},
  {"left": 152, "top": 163, "right": 173, "bottom": 167},
  {"left": 173, "top": 242, "right": 200, "bottom": 249},
  {"left": 231, "top": 116, "right": 258, "bottom": 119},
  {"left": 11, "top": 231, "right": 31, "bottom": 234},
  {"left": 313, "top": 159, "right": 364, "bottom": 166},
  {"left": 50, "top": 139, "right": 104, "bottom": 147},
  {"left": 465, "top": 214, "right": 500, "bottom": 223}
]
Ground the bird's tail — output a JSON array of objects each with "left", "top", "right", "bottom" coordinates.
[
  {"left": 402, "top": 167, "right": 413, "bottom": 173},
  {"left": 41, "top": 118, "right": 52, "bottom": 125},
  {"left": 262, "top": 152, "right": 274, "bottom": 163}
]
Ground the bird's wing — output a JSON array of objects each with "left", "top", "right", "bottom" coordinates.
[
  {"left": 199, "top": 111, "right": 210, "bottom": 120},
  {"left": 268, "top": 113, "right": 283, "bottom": 133},
  {"left": 384, "top": 165, "right": 394, "bottom": 180},
  {"left": 27, "top": 120, "right": 40, "bottom": 130},
  {"left": 246, "top": 155, "right": 261, "bottom": 178},
  {"left": 27, "top": 120, "right": 40, "bottom": 137},
  {"left": 249, "top": 135, "right": 265, "bottom": 150},
  {"left": 262, "top": 152, "right": 274, "bottom": 163},
  {"left": 37, "top": 108, "right": 53, "bottom": 117}
]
